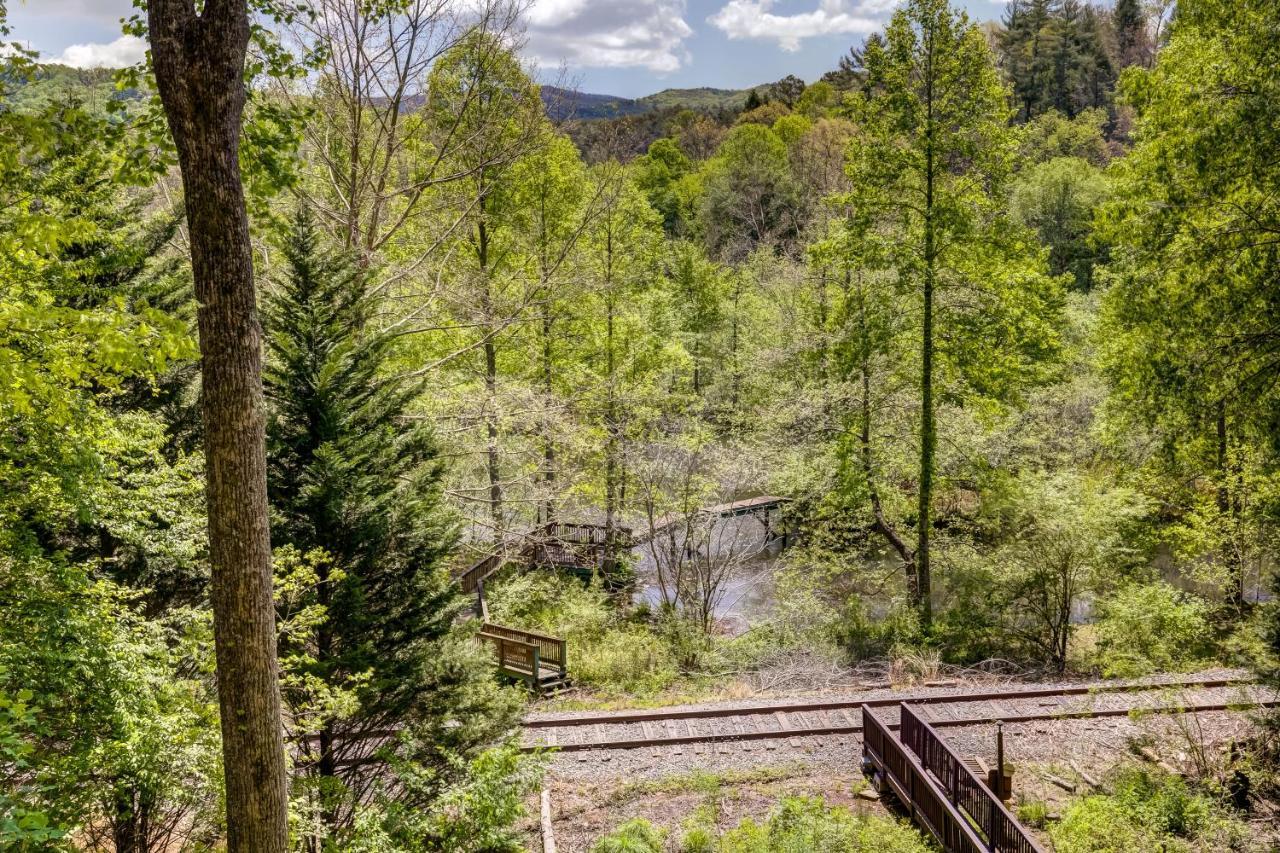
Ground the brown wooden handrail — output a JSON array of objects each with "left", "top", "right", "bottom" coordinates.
[
  {"left": 900, "top": 704, "right": 1046, "bottom": 853},
  {"left": 458, "top": 553, "right": 503, "bottom": 593},
  {"left": 862, "top": 706, "right": 988, "bottom": 852},
  {"left": 481, "top": 622, "right": 566, "bottom": 676}
]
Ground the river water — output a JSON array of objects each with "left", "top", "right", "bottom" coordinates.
[{"left": 630, "top": 514, "right": 786, "bottom": 636}]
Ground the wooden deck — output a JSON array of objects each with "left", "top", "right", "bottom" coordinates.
[
  {"left": 633, "top": 495, "right": 791, "bottom": 544},
  {"left": 477, "top": 623, "right": 568, "bottom": 693}
]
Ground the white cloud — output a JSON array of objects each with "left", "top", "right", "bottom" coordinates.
[
  {"left": 709, "top": 0, "right": 893, "bottom": 52},
  {"left": 51, "top": 34, "right": 146, "bottom": 68},
  {"left": 525, "top": 0, "right": 693, "bottom": 73}
]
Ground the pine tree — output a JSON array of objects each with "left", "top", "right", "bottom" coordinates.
[
  {"left": 1000, "top": 0, "right": 1058, "bottom": 121},
  {"left": 264, "top": 208, "right": 517, "bottom": 839},
  {"left": 999, "top": 0, "right": 1116, "bottom": 121},
  {"left": 1112, "top": 0, "right": 1147, "bottom": 68}
]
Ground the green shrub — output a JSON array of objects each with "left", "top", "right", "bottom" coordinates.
[
  {"left": 486, "top": 571, "right": 610, "bottom": 639},
  {"left": 718, "top": 796, "right": 931, "bottom": 853},
  {"left": 591, "top": 818, "right": 665, "bottom": 853},
  {"left": 346, "top": 743, "right": 546, "bottom": 853},
  {"left": 932, "top": 549, "right": 1009, "bottom": 664},
  {"left": 594, "top": 797, "right": 931, "bottom": 853},
  {"left": 1016, "top": 799, "right": 1049, "bottom": 829},
  {"left": 486, "top": 573, "right": 679, "bottom": 694},
  {"left": 1093, "top": 583, "right": 1211, "bottom": 677},
  {"left": 1051, "top": 793, "right": 1163, "bottom": 852},
  {"left": 1050, "top": 766, "right": 1248, "bottom": 853},
  {"left": 832, "top": 596, "right": 921, "bottom": 662},
  {"left": 680, "top": 825, "right": 716, "bottom": 853},
  {"left": 575, "top": 626, "right": 680, "bottom": 694},
  {"left": 1110, "top": 766, "right": 1213, "bottom": 838}
]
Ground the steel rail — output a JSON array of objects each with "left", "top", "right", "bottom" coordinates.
[
  {"left": 523, "top": 674, "right": 1257, "bottom": 729},
  {"left": 522, "top": 681, "right": 1274, "bottom": 753}
]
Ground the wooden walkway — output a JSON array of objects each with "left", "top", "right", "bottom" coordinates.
[
  {"left": 457, "top": 522, "right": 625, "bottom": 694},
  {"left": 863, "top": 703, "right": 1044, "bottom": 853},
  {"left": 632, "top": 495, "right": 791, "bottom": 545}
]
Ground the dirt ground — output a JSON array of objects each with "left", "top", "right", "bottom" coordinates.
[{"left": 522, "top": 763, "right": 902, "bottom": 853}]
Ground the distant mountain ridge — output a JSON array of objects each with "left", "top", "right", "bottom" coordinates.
[
  {"left": 541, "top": 84, "right": 757, "bottom": 122},
  {"left": 9, "top": 64, "right": 755, "bottom": 126}
]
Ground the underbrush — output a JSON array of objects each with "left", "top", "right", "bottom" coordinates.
[
  {"left": 486, "top": 571, "right": 846, "bottom": 704},
  {"left": 485, "top": 571, "right": 681, "bottom": 696},
  {"left": 1047, "top": 765, "right": 1251, "bottom": 853},
  {"left": 488, "top": 564, "right": 1252, "bottom": 710},
  {"left": 589, "top": 796, "right": 932, "bottom": 853}
]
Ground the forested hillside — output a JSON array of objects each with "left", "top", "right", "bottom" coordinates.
[{"left": 2, "top": 0, "right": 1279, "bottom": 850}]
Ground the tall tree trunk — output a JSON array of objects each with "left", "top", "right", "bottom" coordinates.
[
  {"left": 1216, "top": 406, "right": 1246, "bottom": 610},
  {"left": 477, "top": 203, "right": 503, "bottom": 539},
  {"left": 602, "top": 230, "right": 621, "bottom": 578},
  {"left": 729, "top": 274, "right": 741, "bottom": 412},
  {"left": 147, "top": 2, "right": 289, "bottom": 850},
  {"left": 916, "top": 33, "right": 937, "bottom": 628},
  {"left": 540, "top": 311, "right": 555, "bottom": 525},
  {"left": 537, "top": 193, "right": 556, "bottom": 526},
  {"left": 316, "top": 562, "right": 338, "bottom": 831},
  {"left": 112, "top": 788, "right": 140, "bottom": 853}
]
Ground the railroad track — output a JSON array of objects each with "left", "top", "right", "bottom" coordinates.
[{"left": 521, "top": 676, "right": 1276, "bottom": 753}]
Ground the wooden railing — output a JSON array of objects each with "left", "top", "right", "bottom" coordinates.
[
  {"left": 899, "top": 704, "right": 1046, "bottom": 853},
  {"left": 480, "top": 622, "right": 566, "bottom": 678},
  {"left": 458, "top": 553, "right": 504, "bottom": 594},
  {"left": 532, "top": 521, "right": 633, "bottom": 546},
  {"left": 477, "top": 632, "right": 540, "bottom": 688},
  {"left": 862, "top": 706, "right": 989, "bottom": 853}
]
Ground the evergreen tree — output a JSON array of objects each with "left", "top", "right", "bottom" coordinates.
[
  {"left": 998, "top": 0, "right": 1115, "bottom": 122},
  {"left": 1112, "top": 0, "right": 1148, "bottom": 67},
  {"left": 822, "top": 44, "right": 869, "bottom": 90},
  {"left": 1000, "top": 0, "right": 1057, "bottom": 121},
  {"left": 264, "top": 208, "right": 518, "bottom": 840}
]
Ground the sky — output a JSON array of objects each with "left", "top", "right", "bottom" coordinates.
[{"left": 6, "top": 0, "right": 1009, "bottom": 99}]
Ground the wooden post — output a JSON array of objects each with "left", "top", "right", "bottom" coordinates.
[
  {"left": 540, "top": 788, "right": 557, "bottom": 853},
  {"left": 988, "top": 719, "right": 1004, "bottom": 850},
  {"left": 996, "top": 720, "right": 1004, "bottom": 785}
]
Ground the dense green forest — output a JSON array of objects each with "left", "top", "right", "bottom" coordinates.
[{"left": 1, "top": 0, "right": 1279, "bottom": 849}]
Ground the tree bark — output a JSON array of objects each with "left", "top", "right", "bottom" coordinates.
[
  {"left": 478, "top": 205, "right": 504, "bottom": 539},
  {"left": 1216, "top": 406, "right": 1246, "bottom": 610},
  {"left": 147, "top": 2, "right": 290, "bottom": 850},
  {"left": 916, "top": 27, "right": 937, "bottom": 627},
  {"left": 602, "top": 229, "right": 622, "bottom": 579}
]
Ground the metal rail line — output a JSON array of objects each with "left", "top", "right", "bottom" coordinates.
[{"left": 521, "top": 676, "right": 1273, "bottom": 752}]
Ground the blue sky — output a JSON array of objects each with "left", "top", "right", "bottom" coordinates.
[{"left": 7, "top": 0, "right": 1010, "bottom": 98}]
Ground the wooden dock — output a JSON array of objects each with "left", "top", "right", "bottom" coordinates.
[{"left": 632, "top": 495, "right": 791, "bottom": 545}]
